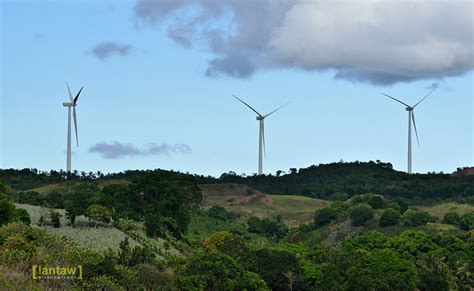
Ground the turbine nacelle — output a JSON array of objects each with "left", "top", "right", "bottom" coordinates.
[
  {"left": 381, "top": 86, "right": 437, "bottom": 174},
  {"left": 63, "top": 102, "right": 74, "bottom": 107},
  {"left": 232, "top": 94, "right": 291, "bottom": 175}
]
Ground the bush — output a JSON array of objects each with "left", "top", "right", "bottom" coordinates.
[
  {"left": 13, "top": 209, "right": 31, "bottom": 225},
  {"left": 403, "top": 209, "right": 433, "bottom": 226},
  {"left": 459, "top": 213, "right": 474, "bottom": 231},
  {"left": 202, "top": 231, "right": 248, "bottom": 261},
  {"left": 16, "top": 191, "right": 44, "bottom": 205},
  {"left": 247, "top": 217, "right": 287, "bottom": 239},
  {"left": 368, "top": 196, "right": 385, "bottom": 209},
  {"left": 207, "top": 205, "right": 228, "bottom": 221},
  {"left": 349, "top": 204, "right": 374, "bottom": 226},
  {"left": 394, "top": 198, "right": 409, "bottom": 214},
  {"left": 252, "top": 248, "right": 300, "bottom": 290},
  {"left": 442, "top": 212, "right": 461, "bottom": 225},
  {"left": 386, "top": 202, "right": 401, "bottom": 212},
  {"left": 0, "top": 199, "right": 15, "bottom": 226},
  {"left": 314, "top": 207, "right": 336, "bottom": 227},
  {"left": 176, "top": 251, "right": 267, "bottom": 290},
  {"left": 86, "top": 204, "right": 112, "bottom": 228},
  {"left": 379, "top": 208, "right": 401, "bottom": 227},
  {"left": 50, "top": 211, "right": 61, "bottom": 228}
]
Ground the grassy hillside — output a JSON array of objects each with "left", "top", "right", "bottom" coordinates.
[
  {"left": 200, "top": 183, "right": 329, "bottom": 226},
  {"left": 14, "top": 203, "right": 140, "bottom": 251},
  {"left": 417, "top": 202, "right": 474, "bottom": 218}
]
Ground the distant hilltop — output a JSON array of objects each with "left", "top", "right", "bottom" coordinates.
[{"left": 452, "top": 167, "right": 474, "bottom": 176}]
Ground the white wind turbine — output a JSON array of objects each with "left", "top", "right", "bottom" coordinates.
[
  {"left": 380, "top": 87, "right": 437, "bottom": 174},
  {"left": 63, "top": 82, "right": 83, "bottom": 173},
  {"left": 233, "top": 95, "right": 291, "bottom": 175}
]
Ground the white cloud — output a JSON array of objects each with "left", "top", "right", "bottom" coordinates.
[{"left": 134, "top": 0, "right": 473, "bottom": 85}]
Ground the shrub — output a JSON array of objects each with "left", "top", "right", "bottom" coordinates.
[
  {"left": 247, "top": 216, "right": 262, "bottom": 233},
  {"left": 314, "top": 207, "right": 336, "bottom": 227},
  {"left": 387, "top": 202, "right": 401, "bottom": 212},
  {"left": 442, "top": 212, "right": 461, "bottom": 225},
  {"left": 50, "top": 211, "right": 61, "bottom": 228},
  {"left": 202, "top": 231, "right": 248, "bottom": 261},
  {"left": 0, "top": 199, "right": 15, "bottom": 226},
  {"left": 368, "top": 195, "right": 385, "bottom": 209},
  {"left": 394, "top": 198, "right": 409, "bottom": 214},
  {"left": 16, "top": 191, "right": 44, "bottom": 205},
  {"left": 207, "top": 205, "right": 228, "bottom": 221},
  {"left": 403, "top": 209, "right": 433, "bottom": 226},
  {"left": 379, "top": 208, "right": 401, "bottom": 227},
  {"left": 459, "top": 213, "right": 474, "bottom": 231},
  {"left": 349, "top": 204, "right": 374, "bottom": 226},
  {"left": 13, "top": 209, "right": 31, "bottom": 225},
  {"left": 86, "top": 204, "right": 112, "bottom": 228}
]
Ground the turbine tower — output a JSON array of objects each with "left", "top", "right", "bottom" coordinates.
[
  {"left": 380, "top": 87, "right": 436, "bottom": 174},
  {"left": 63, "top": 82, "right": 83, "bottom": 173},
  {"left": 233, "top": 95, "right": 291, "bottom": 175}
]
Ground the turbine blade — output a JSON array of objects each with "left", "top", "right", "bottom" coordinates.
[
  {"left": 262, "top": 122, "right": 266, "bottom": 157},
  {"left": 66, "top": 82, "right": 73, "bottom": 102},
  {"left": 380, "top": 93, "right": 410, "bottom": 107},
  {"left": 413, "top": 86, "right": 437, "bottom": 108},
  {"left": 412, "top": 111, "right": 420, "bottom": 146},
  {"left": 74, "top": 86, "right": 83, "bottom": 104},
  {"left": 233, "top": 95, "right": 262, "bottom": 117},
  {"left": 73, "top": 106, "right": 79, "bottom": 147},
  {"left": 264, "top": 100, "right": 292, "bottom": 118}
]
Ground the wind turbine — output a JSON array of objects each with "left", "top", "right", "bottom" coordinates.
[
  {"left": 233, "top": 95, "right": 291, "bottom": 175},
  {"left": 380, "top": 87, "right": 436, "bottom": 174},
  {"left": 63, "top": 82, "right": 83, "bottom": 173}
]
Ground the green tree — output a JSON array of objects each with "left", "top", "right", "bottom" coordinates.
[
  {"left": 443, "top": 212, "right": 461, "bottom": 225},
  {"left": 368, "top": 195, "right": 385, "bottom": 209},
  {"left": 251, "top": 248, "right": 300, "bottom": 290},
  {"left": 13, "top": 208, "right": 31, "bottom": 225},
  {"left": 379, "top": 208, "right": 401, "bottom": 227},
  {"left": 64, "top": 186, "right": 97, "bottom": 227},
  {"left": 0, "top": 198, "right": 15, "bottom": 226},
  {"left": 349, "top": 204, "right": 374, "bottom": 226},
  {"left": 86, "top": 204, "right": 112, "bottom": 228},
  {"left": 176, "top": 251, "right": 268, "bottom": 290},
  {"left": 459, "top": 213, "right": 474, "bottom": 231},
  {"left": 248, "top": 216, "right": 262, "bottom": 233},
  {"left": 346, "top": 249, "right": 416, "bottom": 290},
  {"left": 403, "top": 209, "right": 433, "bottom": 226},
  {"left": 207, "top": 205, "right": 228, "bottom": 221},
  {"left": 314, "top": 207, "right": 336, "bottom": 227},
  {"left": 394, "top": 197, "right": 409, "bottom": 214},
  {"left": 416, "top": 254, "right": 455, "bottom": 291},
  {"left": 202, "top": 231, "right": 249, "bottom": 261},
  {"left": 50, "top": 211, "right": 61, "bottom": 228}
]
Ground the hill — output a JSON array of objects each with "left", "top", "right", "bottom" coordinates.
[
  {"left": 200, "top": 183, "right": 329, "bottom": 226},
  {"left": 3, "top": 161, "right": 473, "bottom": 204}
]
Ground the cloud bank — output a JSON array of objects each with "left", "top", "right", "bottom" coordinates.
[
  {"left": 88, "top": 142, "right": 191, "bottom": 159},
  {"left": 134, "top": 0, "right": 473, "bottom": 85},
  {"left": 90, "top": 41, "right": 132, "bottom": 60}
]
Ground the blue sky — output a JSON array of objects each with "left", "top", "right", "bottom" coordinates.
[{"left": 1, "top": 0, "right": 473, "bottom": 176}]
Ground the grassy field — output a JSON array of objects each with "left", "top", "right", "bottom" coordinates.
[
  {"left": 417, "top": 202, "right": 474, "bottom": 219},
  {"left": 28, "top": 179, "right": 130, "bottom": 194},
  {"left": 199, "top": 183, "right": 329, "bottom": 226},
  {"left": 14, "top": 203, "right": 139, "bottom": 251}
]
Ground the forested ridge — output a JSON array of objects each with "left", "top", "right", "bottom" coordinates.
[{"left": 2, "top": 161, "right": 473, "bottom": 203}]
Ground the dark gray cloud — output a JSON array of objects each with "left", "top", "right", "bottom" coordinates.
[
  {"left": 134, "top": 0, "right": 473, "bottom": 85},
  {"left": 90, "top": 41, "right": 132, "bottom": 60},
  {"left": 88, "top": 142, "right": 191, "bottom": 159}
]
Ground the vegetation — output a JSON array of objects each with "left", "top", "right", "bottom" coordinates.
[{"left": 0, "top": 161, "right": 473, "bottom": 289}]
